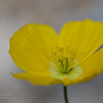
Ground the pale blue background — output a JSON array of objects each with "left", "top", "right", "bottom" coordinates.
[{"left": 0, "top": 0, "right": 103, "bottom": 103}]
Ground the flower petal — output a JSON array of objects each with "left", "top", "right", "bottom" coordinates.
[
  {"left": 59, "top": 19, "right": 103, "bottom": 64},
  {"left": 9, "top": 23, "right": 58, "bottom": 73},
  {"left": 80, "top": 47, "right": 103, "bottom": 79},
  {"left": 62, "top": 48, "right": 103, "bottom": 86},
  {"left": 67, "top": 66, "right": 82, "bottom": 79},
  {"left": 11, "top": 72, "right": 62, "bottom": 85}
]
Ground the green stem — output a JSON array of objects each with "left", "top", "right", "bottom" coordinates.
[{"left": 64, "top": 86, "right": 69, "bottom": 103}]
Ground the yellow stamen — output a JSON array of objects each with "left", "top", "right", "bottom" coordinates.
[{"left": 49, "top": 46, "right": 82, "bottom": 80}]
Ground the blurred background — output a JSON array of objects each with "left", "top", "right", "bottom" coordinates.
[{"left": 0, "top": 0, "right": 103, "bottom": 103}]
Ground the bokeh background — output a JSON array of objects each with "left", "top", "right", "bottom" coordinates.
[{"left": 0, "top": 0, "right": 103, "bottom": 103}]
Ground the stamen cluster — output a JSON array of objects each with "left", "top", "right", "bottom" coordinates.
[{"left": 50, "top": 46, "right": 78, "bottom": 74}]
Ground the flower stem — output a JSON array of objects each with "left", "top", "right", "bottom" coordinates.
[{"left": 64, "top": 86, "right": 69, "bottom": 103}]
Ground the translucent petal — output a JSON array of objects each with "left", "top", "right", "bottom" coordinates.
[
  {"left": 9, "top": 23, "right": 58, "bottom": 73},
  {"left": 11, "top": 72, "right": 62, "bottom": 85},
  {"left": 62, "top": 48, "right": 103, "bottom": 86},
  {"left": 67, "top": 66, "right": 82, "bottom": 79},
  {"left": 59, "top": 19, "right": 103, "bottom": 64}
]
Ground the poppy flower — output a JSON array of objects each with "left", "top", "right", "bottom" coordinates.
[{"left": 9, "top": 19, "right": 103, "bottom": 86}]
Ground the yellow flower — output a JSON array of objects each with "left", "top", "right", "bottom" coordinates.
[{"left": 9, "top": 19, "right": 103, "bottom": 86}]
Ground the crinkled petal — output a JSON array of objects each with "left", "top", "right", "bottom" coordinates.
[
  {"left": 9, "top": 23, "right": 58, "bottom": 73},
  {"left": 59, "top": 19, "right": 103, "bottom": 64},
  {"left": 11, "top": 72, "right": 62, "bottom": 85},
  {"left": 62, "top": 48, "right": 103, "bottom": 86}
]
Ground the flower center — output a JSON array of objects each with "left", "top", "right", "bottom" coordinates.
[
  {"left": 58, "top": 57, "right": 71, "bottom": 73},
  {"left": 49, "top": 46, "right": 82, "bottom": 80}
]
